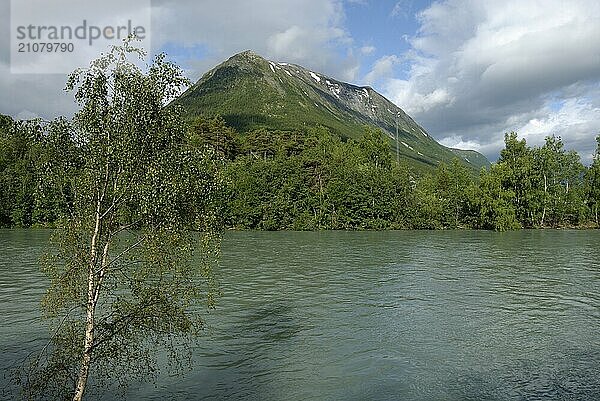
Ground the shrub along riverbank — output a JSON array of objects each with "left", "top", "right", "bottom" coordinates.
[{"left": 1, "top": 114, "right": 599, "bottom": 231}]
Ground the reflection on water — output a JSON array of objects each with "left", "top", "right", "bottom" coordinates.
[{"left": 1, "top": 230, "right": 599, "bottom": 400}]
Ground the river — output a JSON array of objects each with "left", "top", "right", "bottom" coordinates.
[{"left": 1, "top": 230, "right": 599, "bottom": 400}]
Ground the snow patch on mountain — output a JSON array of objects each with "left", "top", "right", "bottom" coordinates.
[{"left": 402, "top": 141, "right": 415, "bottom": 151}]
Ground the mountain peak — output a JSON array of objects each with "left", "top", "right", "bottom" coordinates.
[{"left": 228, "top": 50, "right": 264, "bottom": 62}]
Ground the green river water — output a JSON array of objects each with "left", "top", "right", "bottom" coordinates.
[{"left": 1, "top": 229, "right": 599, "bottom": 400}]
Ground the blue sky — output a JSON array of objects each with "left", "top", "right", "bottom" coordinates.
[
  {"left": 2, "top": 0, "right": 600, "bottom": 162},
  {"left": 343, "top": 0, "right": 418, "bottom": 79}
]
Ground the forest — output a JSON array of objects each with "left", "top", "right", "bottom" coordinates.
[{"left": 1, "top": 113, "right": 599, "bottom": 231}]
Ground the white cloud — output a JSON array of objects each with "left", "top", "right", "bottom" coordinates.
[
  {"left": 519, "top": 98, "right": 600, "bottom": 163},
  {"left": 386, "top": 79, "right": 454, "bottom": 114},
  {"left": 423, "top": 96, "right": 600, "bottom": 164},
  {"left": 360, "top": 45, "right": 376, "bottom": 55},
  {"left": 0, "top": 60, "right": 76, "bottom": 120},
  {"left": 379, "top": 0, "right": 600, "bottom": 161},
  {"left": 364, "top": 55, "right": 400, "bottom": 85},
  {"left": 439, "top": 135, "right": 481, "bottom": 152},
  {"left": 391, "top": 0, "right": 414, "bottom": 18},
  {"left": 9, "top": 0, "right": 151, "bottom": 74}
]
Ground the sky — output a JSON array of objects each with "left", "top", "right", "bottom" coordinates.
[{"left": 1, "top": 0, "right": 600, "bottom": 162}]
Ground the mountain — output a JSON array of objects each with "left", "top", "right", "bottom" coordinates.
[
  {"left": 174, "top": 51, "right": 490, "bottom": 172},
  {"left": 449, "top": 148, "right": 490, "bottom": 170}
]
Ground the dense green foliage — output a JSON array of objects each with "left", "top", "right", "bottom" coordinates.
[
  {"left": 1, "top": 115, "right": 598, "bottom": 231},
  {"left": 185, "top": 119, "right": 598, "bottom": 231},
  {"left": 0, "top": 117, "right": 75, "bottom": 228}
]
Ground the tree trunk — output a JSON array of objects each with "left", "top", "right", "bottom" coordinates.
[
  {"left": 73, "top": 205, "right": 102, "bottom": 401},
  {"left": 541, "top": 207, "right": 546, "bottom": 228},
  {"left": 73, "top": 284, "right": 96, "bottom": 401},
  {"left": 541, "top": 174, "right": 547, "bottom": 227}
]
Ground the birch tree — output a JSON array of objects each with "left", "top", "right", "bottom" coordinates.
[
  {"left": 586, "top": 135, "right": 600, "bottom": 226},
  {"left": 17, "top": 41, "right": 224, "bottom": 400}
]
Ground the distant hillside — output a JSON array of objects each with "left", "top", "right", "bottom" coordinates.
[
  {"left": 173, "top": 51, "right": 489, "bottom": 172},
  {"left": 450, "top": 148, "right": 490, "bottom": 170}
]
